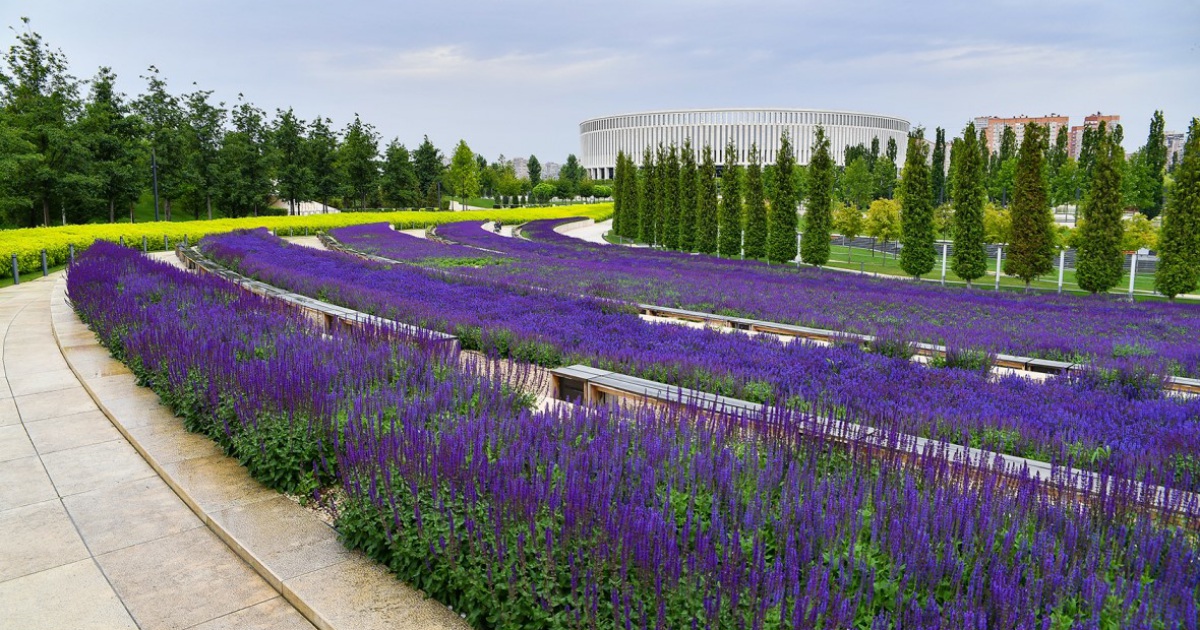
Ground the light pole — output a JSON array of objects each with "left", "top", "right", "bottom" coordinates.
[{"left": 151, "top": 147, "right": 161, "bottom": 222}]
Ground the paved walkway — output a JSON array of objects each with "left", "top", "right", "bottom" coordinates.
[
  {"left": 0, "top": 273, "right": 312, "bottom": 629},
  {"left": 552, "top": 218, "right": 610, "bottom": 244}
]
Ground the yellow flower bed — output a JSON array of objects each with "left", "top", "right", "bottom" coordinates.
[{"left": 0, "top": 205, "right": 612, "bottom": 275}]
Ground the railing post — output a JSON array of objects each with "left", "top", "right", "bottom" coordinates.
[
  {"left": 69, "top": 244, "right": 75, "bottom": 266},
  {"left": 11, "top": 253, "right": 18, "bottom": 285},
  {"left": 119, "top": 235, "right": 125, "bottom": 247},
  {"left": 1057, "top": 249, "right": 1065, "bottom": 294},
  {"left": 41, "top": 249, "right": 47, "bottom": 276},
  {"left": 164, "top": 234, "right": 169, "bottom": 250},
  {"left": 1128, "top": 252, "right": 1138, "bottom": 300},
  {"left": 142, "top": 235, "right": 147, "bottom": 252},
  {"left": 940, "top": 242, "right": 948, "bottom": 285},
  {"left": 994, "top": 246, "right": 1002, "bottom": 291}
]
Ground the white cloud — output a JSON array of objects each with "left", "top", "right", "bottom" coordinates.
[{"left": 304, "top": 44, "right": 638, "bottom": 85}]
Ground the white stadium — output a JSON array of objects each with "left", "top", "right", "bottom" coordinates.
[{"left": 580, "top": 108, "right": 910, "bottom": 180}]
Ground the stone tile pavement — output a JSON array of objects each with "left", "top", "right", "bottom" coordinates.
[{"left": 1, "top": 268, "right": 469, "bottom": 629}]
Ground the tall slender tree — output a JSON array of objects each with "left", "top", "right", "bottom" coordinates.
[
  {"left": 446, "top": 139, "right": 480, "bottom": 205},
  {"left": 337, "top": 114, "right": 379, "bottom": 209},
  {"left": 527, "top": 154, "right": 541, "bottom": 188},
  {"left": 638, "top": 146, "right": 655, "bottom": 244},
  {"left": 695, "top": 144, "right": 718, "bottom": 254},
  {"left": 81, "top": 67, "right": 143, "bottom": 223},
  {"left": 929, "top": 127, "right": 947, "bottom": 205},
  {"left": 306, "top": 116, "right": 340, "bottom": 213},
  {"left": 767, "top": 132, "right": 797, "bottom": 263},
  {"left": 898, "top": 129, "right": 935, "bottom": 278},
  {"left": 379, "top": 139, "right": 420, "bottom": 208},
  {"left": 271, "top": 107, "right": 310, "bottom": 215},
  {"left": 653, "top": 144, "right": 667, "bottom": 246},
  {"left": 951, "top": 123, "right": 988, "bottom": 286},
  {"left": 873, "top": 137, "right": 898, "bottom": 199},
  {"left": 1141, "top": 110, "right": 1168, "bottom": 218},
  {"left": 678, "top": 139, "right": 698, "bottom": 251},
  {"left": 742, "top": 144, "right": 767, "bottom": 260},
  {"left": 137, "top": 66, "right": 188, "bottom": 221},
  {"left": 611, "top": 150, "right": 626, "bottom": 236},
  {"left": 661, "top": 144, "right": 681, "bottom": 249},
  {"left": 801, "top": 127, "right": 834, "bottom": 266},
  {"left": 1003, "top": 123, "right": 1055, "bottom": 288},
  {"left": 1076, "top": 122, "right": 1125, "bottom": 294},
  {"left": 412, "top": 135, "right": 444, "bottom": 206},
  {"left": 216, "top": 98, "right": 270, "bottom": 217},
  {"left": 1155, "top": 118, "right": 1200, "bottom": 299},
  {"left": 181, "top": 86, "right": 224, "bottom": 219},
  {"left": 718, "top": 140, "right": 742, "bottom": 257}
]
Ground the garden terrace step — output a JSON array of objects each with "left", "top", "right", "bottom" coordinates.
[
  {"left": 176, "top": 246, "right": 458, "bottom": 352},
  {"left": 549, "top": 364, "right": 1199, "bottom": 522}
]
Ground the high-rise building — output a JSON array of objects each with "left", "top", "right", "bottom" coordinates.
[
  {"left": 972, "top": 114, "right": 1069, "bottom": 156},
  {"left": 511, "top": 156, "right": 529, "bottom": 180},
  {"left": 1068, "top": 113, "right": 1121, "bottom": 160},
  {"left": 1165, "top": 131, "right": 1186, "bottom": 169}
]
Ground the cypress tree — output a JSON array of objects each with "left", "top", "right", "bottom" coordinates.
[
  {"left": 1143, "top": 110, "right": 1168, "bottom": 218},
  {"left": 661, "top": 144, "right": 681, "bottom": 249},
  {"left": 611, "top": 150, "right": 625, "bottom": 236},
  {"left": 743, "top": 144, "right": 767, "bottom": 260},
  {"left": 1154, "top": 118, "right": 1200, "bottom": 299},
  {"left": 930, "top": 127, "right": 947, "bottom": 205},
  {"left": 767, "top": 132, "right": 798, "bottom": 263},
  {"left": 695, "top": 144, "right": 719, "bottom": 254},
  {"left": 801, "top": 127, "right": 834, "bottom": 266},
  {"left": 951, "top": 123, "right": 988, "bottom": 286},
  {"left": 624, "top": 153, "right": 641, "bottom": 239},
  {"left": 1003, "top": 123, "right": 1055, "bottom": 288},
  {"left": 718, "top": 140, "right": 742, "bottom": 257},
  {"left": 898, "top": 129, "right": 935, "bottom": 278},
  {"left": 679, "top": 139, "right": 698, "bottom": 251},
  {"left": 1076, "top": 123, "right": 1125, "bottom": 294},
  {"left": 637, "top": 147, "right": 655, "bottom": 244},
  {"left": 653, "top": 144, "right": 667, "bottom": 246}
]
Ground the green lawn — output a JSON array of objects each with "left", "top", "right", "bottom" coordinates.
[{"left": 447, "top": 196, "right": 496, "bottom": 209}]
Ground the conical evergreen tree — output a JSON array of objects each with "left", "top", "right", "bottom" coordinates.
[
  {"left": 1143, "top": 110, "right": 1168, "bottom": 218},
  {"left": 637, "top": 147, "right": 655, "bottom": 244},
  {"left": 1003, "top": 123, "right": 1056, "bottom": 288},
  {"left": 951, "top": 123, "right": 988, "bottom": 285},
  {"left": 930, "top": 127, "right": 947, "bottom": 205},
  {"left": 611, "top": 150, "right": 626, "bottom": 236},
  {"left": 661, "top": 144, "right": 681, "bottom": 249},
  {"left": 625, "top": 152, "right": 642, "bottom": 239},
  {"left": 1076, "top": 122, "right": 1125, "bottom": 294},
  {"left": 767, "top": 132, "right": 798, "bottom": 263},
  {"left": 743, "top": 144, "right": 767, "bottom": 260},
  {"left": 899, "top": 129, "right": 935, "bottom": 278},
  {"left": 718, "top": 140, "right": 742, "bottom": 257},
  {"left": 801, "top": 127, "right": 834, "bottom": 266},
  {"left": 653, "top": 144, "right": 667, "bottom": 247},
  {"left": 1154, "top": 118, "right": 1200, "bottom": 299},
  {"left": 679, "top": 139, "right": 698, "bottom": 251},
  {"left": 695, "top": 144, "right": 719, "bottom": 254}
]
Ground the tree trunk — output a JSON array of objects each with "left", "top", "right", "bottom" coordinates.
[
  {"left": 165, "top": 198, "right": 172, "bottom": 222},
  {"left": 109, "top": 199, "right": 115, "bottom": 223},
  {"left": 130, "top": 201, "right": 136, "bottom": 224},
  {"left": 206, "top": 193, "right": 212, "bottom": 221},
  {"left": 42, "top": 198, "right": 50, "bottom": 227}
]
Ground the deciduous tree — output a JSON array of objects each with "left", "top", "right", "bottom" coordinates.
[
  {"left": 380, "top": 139, "right": 419, "bottom": 208},
  {"left": 446, "top": 139, "right": 480, "bottom": 205}
]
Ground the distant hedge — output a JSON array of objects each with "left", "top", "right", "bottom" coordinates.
[{"left": 0, "top": 204, "right": 613, "bottom": 275}]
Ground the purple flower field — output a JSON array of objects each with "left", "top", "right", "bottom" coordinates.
[
  {"left": 206, "top": 228, "right": 1200, "bottom": 489},
  {"left": 67, "top": 241, "right": 1200, "bottom": 629},
  {"left": 413, "top": 218, "right": 1200, "bottom": 377}
]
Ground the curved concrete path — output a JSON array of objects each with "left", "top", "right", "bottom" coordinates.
[
  {"left": 552, "top": 218, "right": 610, "bottom": 244},
  {"left": 0, "top": 270, "right": 468, "bottom": 630}
]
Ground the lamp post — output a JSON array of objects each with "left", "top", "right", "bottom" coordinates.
[{"left": 151, "top": 146, "right": 161, "bottom": 222}]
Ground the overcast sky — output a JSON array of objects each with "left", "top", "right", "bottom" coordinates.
[{"left": 3, "top": 1, "right": 1196, "bottom": 163}]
